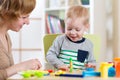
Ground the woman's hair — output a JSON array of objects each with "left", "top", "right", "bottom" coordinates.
[
  {"left": 66, "top": 5, "right": 89, "bottom": 25},
  {"left": 0, "top": 0, "right": 36, "bottom": 22}
]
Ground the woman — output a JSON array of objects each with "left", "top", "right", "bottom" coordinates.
[{"left": 0, "top": 0, "right": 42, "bottom": 80}]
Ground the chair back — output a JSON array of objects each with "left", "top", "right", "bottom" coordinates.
[{"left": 43, "top": 34, "right": 61, "bottom": 55}]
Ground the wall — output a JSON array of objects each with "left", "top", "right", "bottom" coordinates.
[
  {"left": 113, "top": 0, "right": 120, "bottom": 57},
  {"left": 94, "top": 0, "right": 120, "bottom": 62},
  {"left": 94, "top": 0, "right": 107, "bottom": 62}
]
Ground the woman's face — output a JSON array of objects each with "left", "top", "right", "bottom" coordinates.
[{"left": 8, "top": 14, "right": 30, "bottom": 32}]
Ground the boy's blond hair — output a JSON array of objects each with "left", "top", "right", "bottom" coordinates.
[
  {"left": 0, "top": 0, "right": 36, "bottom": 22},
  {"left": 66, "top": 5, "right": 89, "bottom": 25}
]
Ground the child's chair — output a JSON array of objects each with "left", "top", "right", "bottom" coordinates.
[
  {"left": 43, "top": 34, "right": 101, "bottom": 69},
  {"left": 43, "top": 34, "right": 61, "bottom": 70},
  {"left": 43, "top": 34, "right": 61, "bottom": 56}
]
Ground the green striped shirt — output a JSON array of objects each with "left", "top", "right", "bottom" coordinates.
[{"left": 59, "top": 50, "right": 86, "bottom": 70}]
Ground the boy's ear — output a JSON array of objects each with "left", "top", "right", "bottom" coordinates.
[
  {"left": 85, "top": 23, "right": 90, "bottom": 31},
  {"left": 86, "top": 23, "right": 90, "bottom": 29}
]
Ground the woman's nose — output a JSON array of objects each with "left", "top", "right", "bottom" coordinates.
[{"left": 25, "top": 18, "right": 30, "bottom": 25}]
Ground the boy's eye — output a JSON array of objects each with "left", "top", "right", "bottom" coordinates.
[
  {"left": 67, "top": 28, "right": 72, "bottom": 31},
  {"left": 76, "top": 29, "right": 81, "bottom": 31}
]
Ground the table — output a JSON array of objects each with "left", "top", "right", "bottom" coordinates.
[{"left": 7, "top": 74, "right": 120, "bottom": 80}]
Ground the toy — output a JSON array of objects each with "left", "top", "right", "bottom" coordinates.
[
  {"left": 100, "top": 62, "right": 109, "bottom": 78},
  {"left": 59, "top": 74, "right": 83, "bottom": 77},
  {"left": 50, "top": 70, "right": 66, "bottom": 76},
  {"left": 55, "top": 70, "right": 66, "bottom": 75},
  {"left": 47, "top": 69, "right": 53, "bottom": 73},
  {"left": 85, "top": 67, "right": 95, "bottom": 71},
  {"left": 21, "top": 70, "right": 49, "bottom": 78},
  {"left": 108, "top": 67, "right": 116, "bottom": 77},
  {"left": 55, "top": 70, "right": 83, "bottom": 77},
  {"left": 21, "top": 71, "right": 31, "bottom": 78},
  {"left": 34, "top": 71, "right": 44, "bottom": 78},
  {"left": 114, "top": 57, "right": 120, "bottom": 77},
  {"left": 82, "top": 71, "right": 100, "bottom": 77},
  {"left": 69, "top": 57, "right": 73, "bottom": 72}
]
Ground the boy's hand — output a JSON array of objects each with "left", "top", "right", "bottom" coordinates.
[
  {"left": 58, "top": 65, "right": 69, "bottom": 71},
  {"left": 85, "top": 63, "right": 96, "bottom": 69}
]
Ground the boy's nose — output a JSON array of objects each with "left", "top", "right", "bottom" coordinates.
[{"left": 70, "top": 29, "right": 76, "bottom": 34}]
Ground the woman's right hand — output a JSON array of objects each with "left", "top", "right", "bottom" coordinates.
[
  {"left": 6, "top": 59, "right": 42, "bottom": 77},
  {"left": 18, "top": 59, "right": 42, "bottom": 71}
]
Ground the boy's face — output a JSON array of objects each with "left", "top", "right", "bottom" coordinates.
[{"left": 65, "top": 18, "right": 89, "bottom": 42}]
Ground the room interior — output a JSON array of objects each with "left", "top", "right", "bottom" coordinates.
[{"left": 8, "top": 0, "right": 120, "bottom": 69}]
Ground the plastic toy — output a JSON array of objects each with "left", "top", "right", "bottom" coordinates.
[
  {"left": 82, "top": 71, "right": 100, "bottom": 77},
  {"left": 100, "top": 62, "right": 110, "bottom": 78},
  {"left": 108, "top": 67, "right": 116, "bottom": 77},
  {"left": 22, "top": 71, "right": 31, "bottom": 78},
  {"left": 69, "top": 57, "right": 73, "bottom": 72},
  {"left": 34, "top": 71, "right": 44, "bottom": 78},
  {"left": 114, "top": 57, "right": 120, "bottom": 77},
  {"left": 21, "top": 70, "right": 49, "bottom": 78},
  {"left": 85, "top": 68, "right": 95, "bottom": 71},
  {"left": 59, "top": 74, "right": 83, "bottom": 77},
  {"left": 47, "top": 69, "right": 53, "bottom": 73}
]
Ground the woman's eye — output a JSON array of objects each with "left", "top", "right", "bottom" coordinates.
[
  {"left": 20, "top": 15, "right": 29, "bottom": 19},
  {"left": 22, "top": 17, "right": 27, "bottom": 19}
]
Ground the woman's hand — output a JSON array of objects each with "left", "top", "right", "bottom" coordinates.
[
  {"left": 6, "top": 59, "right": 42, "bottom": 77},
  {"left": 19, "top": 59, "right": 42, "bottom": 71}
]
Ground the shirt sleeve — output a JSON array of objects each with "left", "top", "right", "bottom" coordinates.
[
  {"left": 0, "top": 69, "right": 7, "bottom": 80},
  {"left": 86, "top": 39, "right": 96, "bottom": 64},
  {"left": 46, "top": 35, "right": 65, "bottom": 68}
]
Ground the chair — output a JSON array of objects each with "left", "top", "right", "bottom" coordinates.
[
  {"left": 43, "top": 34, "right": 101, "bottom": 69},
  {"left": 43, "top": 34, "right": 61, "bottom": 70},
  {"left": 43, "top": 34, "right": 61, "bottom": 56}
]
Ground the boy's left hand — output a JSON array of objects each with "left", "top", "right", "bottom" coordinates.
[
  {"left": 58, "top": 65, "right": 69, "bottom": 71},
  {"left": 85, "top": 64, "right": 96, "bottom": 69}
]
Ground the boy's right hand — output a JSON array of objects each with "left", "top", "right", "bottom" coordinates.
[{"left": 58, "top": 65, "right": 69, "bottom": 71}]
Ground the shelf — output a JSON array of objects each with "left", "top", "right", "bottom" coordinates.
[
  {"left": 81, "top": 5, "right": 90, "bottom": 8},
  {"left": 44, "top": 0, "right": 94, "bottom": 34},
  {"left": 45, "top": 5, "right": 90, "bottom": 11},
  {"left": 45, "top": 7, "right": 67, "bottom": 11}
]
